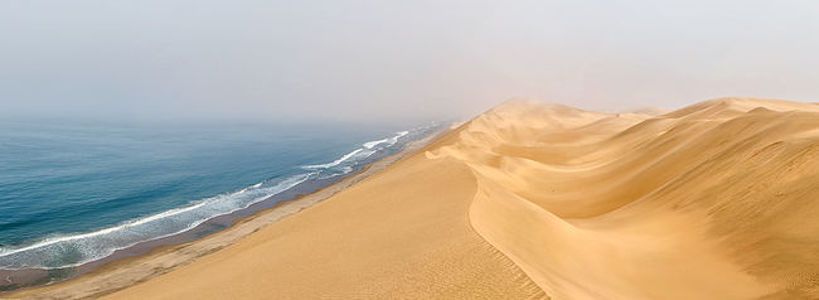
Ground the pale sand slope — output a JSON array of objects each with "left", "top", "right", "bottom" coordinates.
[
  {"left": 427, "top": 98, "right": 819, "bottom": 299},
  {"left": 59, "top": 98, "right": 819, "bottom": 299}
]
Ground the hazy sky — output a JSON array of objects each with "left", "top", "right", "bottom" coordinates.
[{"left": 1, "top": 1, "right": 818, "bottom": 123}]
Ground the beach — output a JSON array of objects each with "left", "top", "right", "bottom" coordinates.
[
  {"left": 3, "top": 127, "right": 450, "bottom": 299},
  {"left": 8, "top": 98, "right": 819, "bottom": 299}
]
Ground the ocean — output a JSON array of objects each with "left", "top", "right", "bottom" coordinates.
[{"left": 0, "top": 119, "right": 442, "bottom": 279}]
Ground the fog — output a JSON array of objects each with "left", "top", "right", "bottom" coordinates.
[{"left": 2, "top": 0, "right": 818, "bottom": 123}]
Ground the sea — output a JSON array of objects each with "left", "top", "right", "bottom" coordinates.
[{"left": 0, "top": 118, "right": 442, "bottom": 287}]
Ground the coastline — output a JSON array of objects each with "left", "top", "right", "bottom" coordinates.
[
  {"left": 4, "top": 127, "right": 449, "bottom": 299},
  {"left": 11, "top": 98, "right": 815, "bottom": 299}
]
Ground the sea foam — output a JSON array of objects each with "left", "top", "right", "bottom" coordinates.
[
  {"left": 0, "top": 174, "right": 310, "bottom": 270},
  {"left": 304, "top": 130, "right": 410, "bottom": 170}
]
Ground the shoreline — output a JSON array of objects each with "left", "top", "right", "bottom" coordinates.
[
  {"left": 0, "top": 174, "right": 349, "bottom": 291},
  {"left": 4, "top": 128, "right": 449, "bottom": 299}
]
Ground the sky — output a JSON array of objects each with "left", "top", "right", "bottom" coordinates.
[{"left": 1, "top": 0, "right": 818, "bottom": 123}]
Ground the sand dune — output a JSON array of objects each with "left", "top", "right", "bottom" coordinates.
[
  {"left": 12, "top": 98, "right": 819, "bottom": 299},
  {"left": 429, "top": 98, "right": 819, "bottom": 299}
]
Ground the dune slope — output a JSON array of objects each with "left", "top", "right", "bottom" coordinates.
[{"left": 429, "top": 98, "right": 819, "bottom": 299}]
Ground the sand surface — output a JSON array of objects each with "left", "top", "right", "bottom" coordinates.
[{"left": 10, "top": 97, "right": 819, "bottom": 299}]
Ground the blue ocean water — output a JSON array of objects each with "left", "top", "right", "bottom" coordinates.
[{"left": 0, "top": 119, "right": 441, "bottom": 270}]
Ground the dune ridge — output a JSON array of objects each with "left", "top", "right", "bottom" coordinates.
[{"left": 428, "top": 98, "right": 819, "bottom": 299}]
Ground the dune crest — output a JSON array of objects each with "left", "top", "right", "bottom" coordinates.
[{"left": 429, "top": 98, "right": 819, "bottom": 299}]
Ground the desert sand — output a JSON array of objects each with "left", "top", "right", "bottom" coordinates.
[{"left": 10, "top": 98, "right": 819, "bottom": 299}]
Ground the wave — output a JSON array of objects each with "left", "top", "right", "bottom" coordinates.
[
  {"left": 304, "top": 130, "right": 411, "bottom": 170},
  {"left": 302, "top": 148, "right": 371, "bottom": 169},
  {"left": 362, "top": 138, "right": 389, "bottom": 149},
  {"left": 382, "top": 130, "right": 409, "bottom": 147},
  {"left": 0, "top": 173, "right": 312, "bottom": 270},
  {"left": 362, "top": 131, "right": 407, "bottom": 149}
]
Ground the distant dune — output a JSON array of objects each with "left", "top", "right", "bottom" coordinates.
[
  {"left": 14, "top": 98, "right": 819, "bottom": 299},
  {"left": 620, "top": 106, "right": 670, "bottom": 116}
]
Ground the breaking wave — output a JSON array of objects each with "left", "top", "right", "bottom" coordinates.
[{"left": 0, "top": 174, "right": 311, "bottom": 270}]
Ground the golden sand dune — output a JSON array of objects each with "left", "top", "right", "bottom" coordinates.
[
  {"left": 428, "top": 98, "right": 819, "bottom": 299},
  {"left": 15, "top": 98, "right": 818, "bottom": 299}
]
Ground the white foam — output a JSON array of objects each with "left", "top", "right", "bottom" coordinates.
[
  {"left": 387, "top": 131, "right": 409, "bottom": 146},
  {"left": 305, "top": 130, "right": 412, "bottom": 171},
  {"left": 302, "top": 148, "right": 365, "bottom": 169},
  {"left": 0, "top": 173, "right": 312, "bottom": 270},
  {"left": 362, "top": 130, "right": 409, "bottom": 149},
  {"left": 363, "top": 138, "right": 389, "bottom": 149}
]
